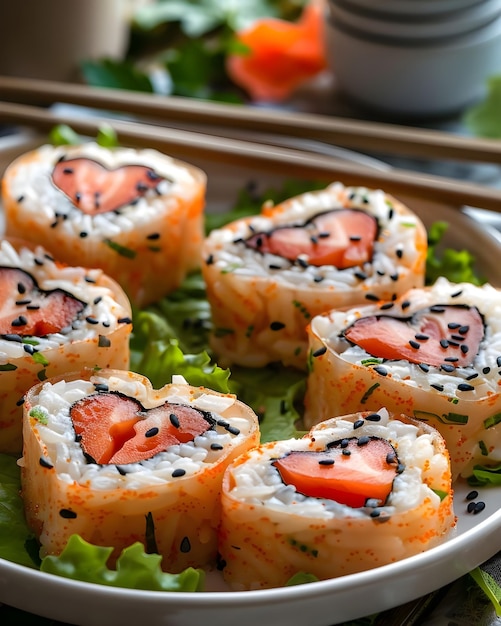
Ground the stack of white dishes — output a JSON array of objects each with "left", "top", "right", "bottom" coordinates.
[{"left": 325, "top": 0, "right": 501, "bottom": 118}]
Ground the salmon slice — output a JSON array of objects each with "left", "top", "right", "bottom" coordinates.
[
  {"left": 0, "top": 267, "right": 85, "bottom": 336},
  {"left": 244, "top": 209, "right": 377, "bottom": 268},
  {"left": 272, "top": 436, "right": 398, "bottom": 508},
  {"left": 71, "top": 392, "right": 215, "bottom": 465},
  {"left": 344, "top": 304, "right": 484, "bottom": 369},
  {"left": 51, "top": 157, "right": 165, "bottom": 214}
]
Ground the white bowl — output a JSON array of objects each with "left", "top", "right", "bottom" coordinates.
[
  {"left": 332, "top": 0, "right": 486, "bottom": 17},
  {"left": 325, "top": 10, "right": 501, "bottom": 118},
  {"left": 328, "top": 0, "right": 501, "bottom": 41}
]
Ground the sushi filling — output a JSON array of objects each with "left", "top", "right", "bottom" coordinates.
[
  {"left": 243, "top": 208, "right": 378, "bottom": 269},
  {"left": 0, "top": 240, "right": 131, "bottom": 358},
  {"left": 272, "top": 436, "right": 400, "bottom": 508},
  {"left": 342, "top": 303, "right": 484, "bottom": 369},
  {"left": 28, "top": 374, "right": 254, "bottom": 490},
  {"left": 226, "top": 409, "right": 449, "bottom": 520},
  {"left": 207, "top": 184, "right": 423, "bottom": 289},
  {"left": 314, "top": 277, "right": 501, "bottom": 396},
  {"left": 5, "top": 142, "right": 197, "bottom": 238}
]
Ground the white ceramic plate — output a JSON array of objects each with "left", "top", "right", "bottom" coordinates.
[{"left": 1, "top": 132, "right": 501, "bottom": 626}]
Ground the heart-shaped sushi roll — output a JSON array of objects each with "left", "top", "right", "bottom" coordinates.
[
  {"left": 218, "top": 409, "right": 455, "bottom": 590},
  {"left": 0, "top": 238, "right": 132, "bottom": 454},
  {"left": 20, "top": 369, "right": 260, "bottom": 572},
  {"left": 1, "top": 142, "right": 206, "bottom": 307},
  {"left": 202, "top": 183, "right": 427, "bottom": 369},
  {"left": 304, "top": 277, "right": 501, "bottom": 478}
]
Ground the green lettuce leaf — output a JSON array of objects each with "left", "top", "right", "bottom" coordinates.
[
  {"left": 467, "top": 462, "right": 501, "bottom": 487},
  {"left": 463, "top": 75, "right": 501, "bottom": 138},
  {"left": 0, "top": 454, "right": 37, "bottom": 568},
  {"left": 426, "top": 221, "right": 483, "bottom": 286},
  {"left": 41, "top": 535, "right": 204, "bottom": 591}
]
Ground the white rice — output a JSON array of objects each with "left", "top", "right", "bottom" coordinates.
[
  {"left": 0, "top": 239, "right": 129, "bottom": 359},
  {"left": 29, "top": 373, "right": 254, "bottom": 490},
  {"left": 226, "top": 409, "right": 446, "bottom": 520},
  {"left": 206, "top": 183, "right": 423, "bottom": 290},
  {"left": 313, "top": 276, "right": 501, "bottom": 397},
  {"left": 6, "top": 142, "right": 199, "bottom": 238}
]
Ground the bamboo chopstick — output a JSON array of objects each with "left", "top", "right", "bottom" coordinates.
[
  {"left": 0, "top": 75, "right": 500, "bottom": 165},
  {"left": 1, "top": 100, "right": 501, "bottom": 213}
]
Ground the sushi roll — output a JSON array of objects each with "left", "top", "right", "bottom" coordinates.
[
  {"left": 304, "top": 277, "right": 501, "bottom": 478},
  {"left": 0, "top": 238, "right": 132, "bottom": 454},
  {"left": 202, "top": 182, "right": 427, "bottom": 369},
  {"left": 20, "top": 368, "right": 260, "bottom": 572},
  {"left": 218, "top": 408, "right": 455, "bottom": 590},
  {"left": 1, "top": 141, "right": 207, "bottom": 307}
]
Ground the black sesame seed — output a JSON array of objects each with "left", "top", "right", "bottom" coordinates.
[
  {"left": 297, "top": 258, "right": 309, "bottom": 268},
  {"left": 373, "top": 365, "right": 388, "bottom": 376},
  {"left": 210, "top": 443, "right": 223, "bottom": 451},
  {"left": 172, "top": 468, "right": 186, "bottom": 478},
  {"left": 401, "top": 300, "right": 411, "bottom": 310},
  {"left": 451, "top": 290, "right": 463, "bottom": 298},
  {"left": 415, "top": 334, "right": 429, "bottom": 341},
  {"left": 318, "top": 458, "right": 335, "bottom": 466},
  {"left": 444, "top": 357, "right": 459, "bottom": 362},
  {"left": 396, "top": 248, "right": 403, "bottom": 259},
  {"left": 448, "top": 322, "right": 460, "bottom": 329},
  {"left": 3, "top": 334, "right": 22, "bottom": 342},
  {"left": 85, "top": 316, "right": 99, "bottom": 325},
  {"left": 349, "top": 235, "right": 362, "bottom": 242},
  {"left": 59, "top": 508, "right": 77, "bottom": 519},
  {"left": 79, "top": 232, "right": 88, "bottom": 238},
  {"left": 357, "top": 436, "right": 370, "bottom": 446},
  {"left": 145, "top": 427, "right": 159, "bottom": 438},
  {"left": 396, "top": 463, "right": 405, "bottom": 474},
  {"left": 365, "top": 293, "right": 379, "bottom": 302},
  {"left": 340, "top": 439, "right": 350, "bottom": 448},
  {"left": 39, "top": 456, "right": 53, "bottom": 469},
  {"left": 353, "top": 419, "right": 364, "bottom": 429},
  {"left": 180, "top": 537, "right": 191, "bottom": 553},
  {"left": 473, "top": 501, "right": 486, "bottom": 514},
  {"left": 312, "top": 346, "right": 327, "bottom": 357},
  {"left": 418, "top": 363, "right": 430, "bottom": 373},
  {"left": 409, "top": 340, "right": 420, "bottom": 350},
  {"left": 461, "top": 345, "right": 469, "bottom": 354},
  {"left": 365, "top": 413, "right": 382, "bottom": 422},
  {"left": 11, "top": 315, "right": 27, "bottom": 327},
  {"left": 466, "top": 490, "right": 479, "bottom": 501},
  {"left": 440, "top": 339, "right": 449, "bottom": 349},
  {"left": 483, "top": 367, "right": 491, "bottom": 375},
  {"left": 497, "top": 356, "right": 501, "bottom": 368},
  {"left": 386, "top": 452, "right": 396, "bottom": 464},
  {"left": 467, "top": 501, "right": 476, "bottom": 513},
  {"left": 466, "top": 372, "right": 479, "bottom": 380},
  {"left": 226, "top": 425, "right": 240, "bottom": 436},
  {"left": 118, "top": 317, "right": 132, "bottom": 324},
  {"left": 63, "top": 167, "right": 74, "bottom": 174},
  {"left": 370, "top": 508, "right": 382, "bottom": 518},
  {"left": 23, "top": 344, "right": 35, "bottom": 355},
  {"left": 205, "top": 254, "right": 214, "bottom": 265},
  {"left": 431, "top": 383, "right": 444, "bottom": 392},
  {"left": 270, "top": 321, "right": 285, "bottom": 331},
  {"left": 459, "top": 325, "right": 469, "bottom": 335},
  {"left": 342, "top": 449, "right": 351, "bottom": 456},
  {"left": 430, "top": 305, "right": 446, "bottom": 313},
  {"left": 268, "top": 263, "right": 282, "bottom": 270},
  {"left": 355, "top": 271, "right": 367, "bottom": 280},
  {"left": 380, "top": 302, "right": 394, "bottom": 310},
  {"left": 457, "top": 383, "right": 475, "bottom": 392},
  {"left": 441, "top": 364, "right": 455, "bottom": 373},
  {"left": 94, "top": 383, "right": 109, "bottom": 392},
  {"left": 17, "top": 195, "right": 25, "bottom": 203},
  {"left": 169, "top": 413, "right": 180, "bottom": 428}
]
